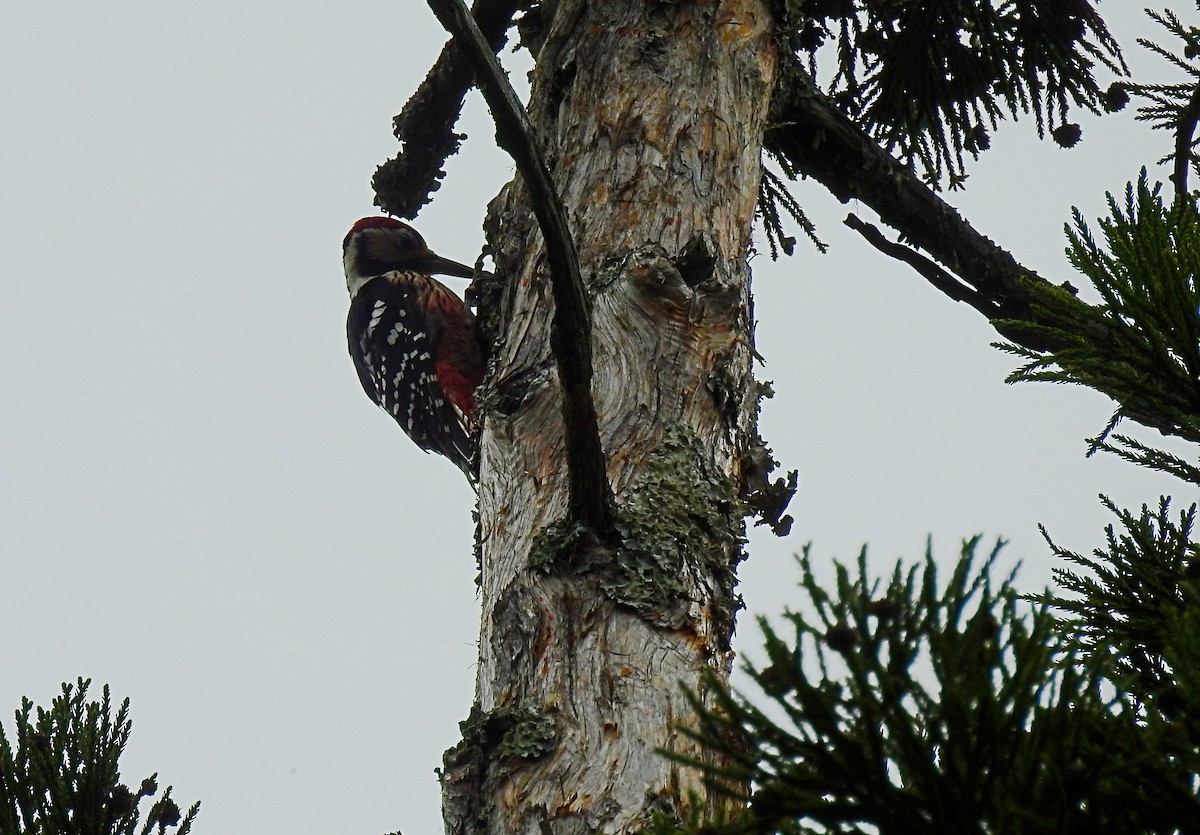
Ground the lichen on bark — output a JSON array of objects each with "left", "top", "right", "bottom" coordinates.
[{"left": 606, "top": 425, "right": 746, "bottom": 639}]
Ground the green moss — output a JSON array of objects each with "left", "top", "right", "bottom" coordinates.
[
  {"left": 442, "top": 703, "right": 558, "bottom": 832},
  {"left": 493, "top": 709, "right": 557, "bottom": 762},
  {"left": 453, "top": 704, "right": 557, "bottom": 762},
  {"left": 605, "top": 425, "right": 746, "bottom": 617},
  {"left": 529, "top": 520, "right": 590, "bottom": 572},
  {"left": 524, "top": 425, "right": 747, "bottom": 638}
]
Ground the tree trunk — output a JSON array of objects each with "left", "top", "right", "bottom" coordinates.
[{"left": 441, "top": 2, "right": 777, "bottom": 832}]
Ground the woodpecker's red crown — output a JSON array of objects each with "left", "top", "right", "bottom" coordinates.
[{"left": 343, "top": 216, "right": 474, "bottom": 296}]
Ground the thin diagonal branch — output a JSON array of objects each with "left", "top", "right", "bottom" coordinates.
[
  {"left": 426, "top": 0, "right": 616, "bottom": 541},
  {"left": 844, "top": 214, "right": 1002, "bottom": 318}
]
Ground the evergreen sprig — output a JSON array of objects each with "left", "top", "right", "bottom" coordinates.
[
  {"left": 1036, "top": 496, "right": 1199, "bottom": 703},
  {"left": 654, "top": 539, "right": 1200, "bottom": 834},
  {"left": 996, "top": 171, "right": 1200, "bottom": 462},
  {"left": 1129, "top": 6, "right": 1200, "bottom": 196},
  {"left": 1034, "top": 496, "right": 1200, "bottom": 821},
  {"left": 757, "top": 166, "right": 827, "bottom": 260},
  {"left": 773, "top": 0, "right": 1126, "bottom": 188},
  {"left": 1093, "top": 432, "right": 1200, "bottom": 486},
  {"left": 0, "top": 679, "right": 199, "bottom": 835}
]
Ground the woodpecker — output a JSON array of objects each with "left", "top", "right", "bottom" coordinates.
[{"left": 342, "top": 216, "right": 485, "bottom": 476}]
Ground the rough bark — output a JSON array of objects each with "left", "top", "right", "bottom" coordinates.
[{"left": 440, "top": 1, "right": 778, "bottom": 832}]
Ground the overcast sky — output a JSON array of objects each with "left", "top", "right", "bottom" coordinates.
[{"left": 1, "top": 3, "right": 1194, "bottom": 834}]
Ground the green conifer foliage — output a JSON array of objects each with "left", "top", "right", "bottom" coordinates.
[
  {"left": 651, "top": 539, "right": 1200, "bottom": 834},
  {"left": 0, "top": 680, "right": 198, "bottom": 835}
]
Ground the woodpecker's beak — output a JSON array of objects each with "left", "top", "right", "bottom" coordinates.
[{"left": 416, "top": 252, "right": 475, "bottom": 279}]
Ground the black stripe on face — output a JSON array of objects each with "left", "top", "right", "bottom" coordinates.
[{"left": 352, "top": 227, "right": 427, "bottom": 277}]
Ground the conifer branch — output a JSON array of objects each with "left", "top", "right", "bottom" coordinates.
[
  {"left": 1128, "top": 8, "right": 1200, "bottom": 200},
  {"left": 767, "top": 70, "right": 1081, "bottom": 343},
  {"left": 997, "top": 173, "right": 1200, "bottom": 448},
  {"left": 657, "top": 538, "right": 1200, "bottom": 833}
]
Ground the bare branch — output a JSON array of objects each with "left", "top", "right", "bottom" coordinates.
[
  {"left": 426, "top": 0, "right": 616, "bottom": 541},
  {"left": 844, "top": 214, "right": 1001, "bottom": 318}
]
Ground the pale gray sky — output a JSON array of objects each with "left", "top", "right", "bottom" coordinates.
[{"left": 1, "top": 3, "right": 1191, "bottom": 834}]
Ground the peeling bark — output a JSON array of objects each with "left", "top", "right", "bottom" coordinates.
[{"left": 441, "top": 1, "right": 778, "bottom": 832}]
